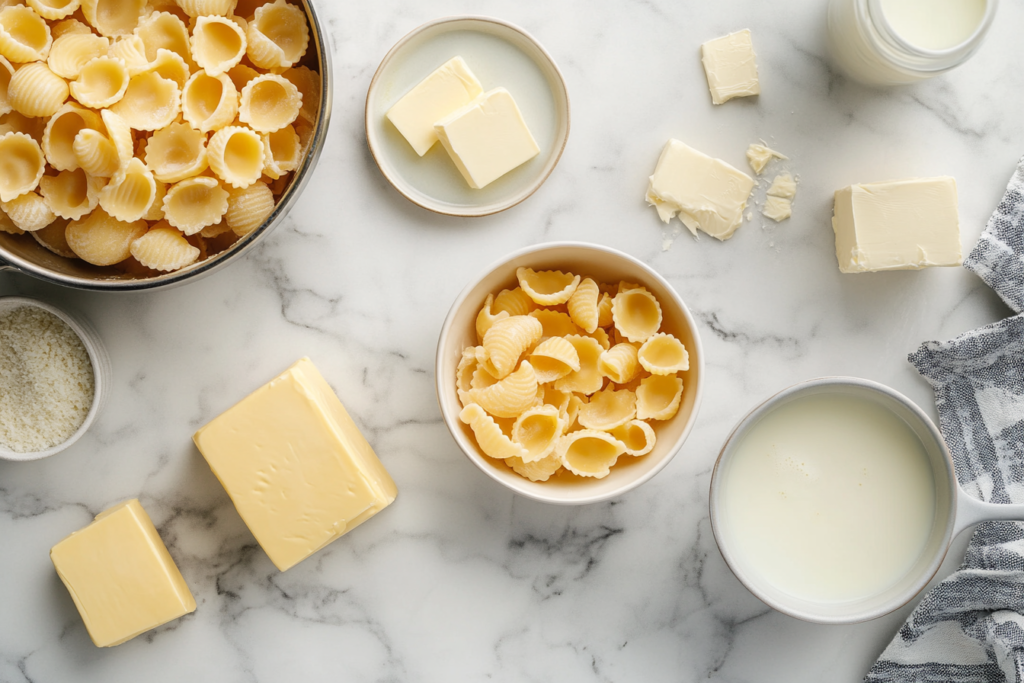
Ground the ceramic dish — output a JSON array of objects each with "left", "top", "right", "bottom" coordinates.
[
  {"left": 435, "top": 242, "right": 704, "bottom": 504},
  {"left": 0, "top": 0, "right": 332, "bottom": 291},
  {"left": 366, "top": 16, "right": 570, "bottom": 217},
  {"left": 0, "top": 297, "right": 110, "bottom": 461}
]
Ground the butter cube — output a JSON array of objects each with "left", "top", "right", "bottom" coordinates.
[
  {"left": 832, "top": 177, "right": 962, "bottom": 273},
  {"left": 645, "top": 138, "right": 755, "bottom": 240},
  {"left": 50, "top": 499, "right": 196, "bottom": 647},
  {"left": 434, "top": 87, "right": 540, "bottom": 189},
  {"left": 701, "top": 29, "right": 760, "bottom": 105},
  {"left": 193, "top": 358, "right": 397, "bottom": 572},
  {"left": 386, "top": 56, "right": 483, "bottom": 156}
]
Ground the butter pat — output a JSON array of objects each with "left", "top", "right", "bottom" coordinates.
[
  {"left": 434, "top": 87, "right": 540, "bottom": 189},
  {"left": 646, "top": 138, "right": 755, "bottom": 240},
  {"left": 386, "top": 56, "right": 483, "bottom": 156},
  {"left": 702, "top": 29, "right": 760, "bottom": 105},
  {"left": 193, "top": 358, "right": 397, "bottom": 571},
  {"left": 50, "top": 499, "right": 196, "bottom": 647},
  {"left": 832, "top": 177, "right": 962, "bottom": 273}
]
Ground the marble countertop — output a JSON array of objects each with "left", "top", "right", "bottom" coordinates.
[{"left": 2, "top": 0, "right": 1023, "bottom": 681}]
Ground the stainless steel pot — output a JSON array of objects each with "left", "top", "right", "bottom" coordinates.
[{"left": 0, "top": 0, "right": 332, "bottom": 291}]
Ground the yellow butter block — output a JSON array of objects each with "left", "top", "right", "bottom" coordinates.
[
  {"left": 50, "top": 499, "right": 196, "bottom": 648},
  {"left": 193, "top": 357, "right": 398, "bottom": 572}
]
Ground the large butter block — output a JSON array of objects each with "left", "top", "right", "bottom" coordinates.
[
  {"left": 386, "top": 56, "right": 483, "bottom": 157},
  {"left": 50, "top": 499, "right": 196, "bottom": 648},
  {"left": 701, "top": 29, "right": 760, "bottom": 105},
  {"left": 434, "top": 87, "right": 540, "bottom": 189},
  {"left": 832, "top": 177, "right": 963, "bottom": 273},
  {"left": 646, "top": 138, "right": 754, "bottom": 240},
  {"left": 193, "top": 358, "right": 398, "bottom": 572}
]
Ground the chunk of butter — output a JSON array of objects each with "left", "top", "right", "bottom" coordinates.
[
  {"left": 193, "top": 358, "right": 397, "bottom": 572},
  {"left": 646, "top": 138, "right": 755, "bottom": 240},
  {"left": 763, "top": 195, "right": 792, "bottom": 222},
  {"left": 701, "top": 29, "right": 760, "bottom": 105},
  {"left": 50, "top": 499, "right": 196, "bottom": 648},
  {"left": 386, "top": 56, "right": 483, "bottom": 157},
  {"left": 746, "top": 143, "right": 787, "bottom": 175},
  {"left": 832, "top": 177, "right": 962, "bottom": 273},
  {"left": 434, "top": 87, "right": 540, "bottom": 189}
]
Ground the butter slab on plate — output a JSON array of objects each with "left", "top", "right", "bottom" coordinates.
[{"left": 366, "top": 16, "right": 570, "bottom": 217}]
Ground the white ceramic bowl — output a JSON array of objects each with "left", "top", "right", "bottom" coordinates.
[
  {"left": 435, "top": 242, "right": 704, "bottom": 504},
  {"left": 0, "top": 297, "right": 110, "bottom": 461},
  {"left": 366, "top": 16, "right": 570, "bottom": 217}
]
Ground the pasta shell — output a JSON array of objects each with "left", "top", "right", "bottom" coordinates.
[
  {"left": 0, "top": 205, "right": 20, "bottom": 233},
  {"left": 0, "top": 6, "right": 52, "bottom": 63},
  {"left": 245, "top": 0, "right": 307, "bottom": 69},
  {"left": 281, "top": 65, "right": 318, "bottom": 125},
  {"left": 528, "top": 309, "right": 581, "bottom": 339},
  {"left": 238, "top": 72, "right": 300, "bottom": 133},
  {"left": 529, "top": 336, "right": 581, "bottom": 384},
  {"left": 143, "top": 47, "right": 189, "bottom": 88},
  {"left": 504, "top": 453, "right": 562, "bottom": 482},
  {"left": 8, "top": 62, "right": 68, "bottom": 117},
  {"left": 553, "top": 335, "right": 605, "bottom": 395},
  {"left": 110, "top": 71, "right": 181, "bottom": 131},
  {"left": 577, "top": 387, "right": 637, "bottom": 431},
  {"left": 107, "top": 34, "right": 149, "bottom": 74},
  {"left": 81, "top": 0, "right": 147, "bottom": 37},
  {"left": 555, "top": 430, "right": 626, "bottom": 479},
  {"left": 635, "top": 375, "right": 684, "bottom": 421},
  {"left": 467, "top": 360, "right": 539, "bottom": 419},
  {"left": 47, "top": 31, "right": 108, "bottom": 79},
  {"left": 162, "top": 175, "right": 227, "bottom": 234},
  {"left": 69, "top": 55, "right": 129, "bottom": 108},
  {"left": 609, "top": 420, "right": 656, "bottom": 457},
  {"left": 100, "top": 108, "right": 136, "bottom": 169},
  {"left": 516, "top": 267, "right": 580, "bottom": 306},
  {"left": 597, "top": 292, "right": 614, "bottom": 328},
  {"left": 224, "top": 179, "right": 271, "bottom": 235},
  {"left": 30, "top": 216, "right": 75, "bottom": 256},
  {"left": 637, "top": 333, "right": 689, "bottom": 375},
  {"left": 226, "top": 61, "right": 258, "bottom": 90},
  {"left": 51, "top": 18, "right": 92, "bottom": 39},
  {"left": 42, "top": 103, "right": 103, "bottom": 171},
  {"left": 511, "top": 404, "right": 563, "bottom": 463},
  {"left": 66, "top": 207, "right": 147, "bottom": 265},
  {"left": 176, "top": 0, "right": 237, "bottom": 17},
  {"left": 459, "top": 403, "right": 528, "bottom": 461},
  {"left": 144, "top": 179, "right": 167, "bottom": 221},
  {"left": 39, "top": 168, "right": 103, "bottom": 220},
  {"left": 475, "top": 293, "right": 508, "bottom": 344},
  {"left": 199, "top": 219, "right": 231, "bottom": 238},
  {"left": 0, "top": 54, "right": 13, "bottom": 116},
  {"left": 207, "top": 124, "right": 263, "bottom": 188},
  {"left": 598, "top": 342, "right": 640, "bottom": 384},
  {"left": 481, "top": 314, "right": 543, "bottom": 379},
  {"left": 181, "top": 69, "right": 238, "bottom": 132},
  {"left": 135, "top": 11, "right": 195, "bottom": 69},
  {"left": 27, "top": 0, "right": 80, "bottom": 21},
  {"left": 2, "top": 190, "right": 54, "bottom": 231},
  {"left": 585, "top": 327, "right": 611, "bottom": 351},
  {"left": 190, "top": 15, "right": 245, "bottom": 76},
  {"left": 73, "top": 128, "right": 119, "bottom": 177},
  {"left": 129, "top": 224, "right": 199, "bottom": 271},
  {"left": 611, "top": 288, "right": 663, "bottom": 343},
  {"left": 98, "top": 156, "right": 156, "bottom": 221},
  {"left": 145, "top": 121, "right": 207, "bottom": 183},
  {"left": 0, "top": 131, "right": 45, "bottom": 201},
  {"left": 260, "top": 123, "right": 299, "bottom": 179},
  {"left": 456, "top": 345, "right": 483, "bottom": 407},
  {"left": 492, "top": 287, "right": 536, "bottom": 317},
  {"left": 0, "top": 111, "right": 46, "bottom": 142},
  {"left": 567, "top": 277, "right": 600, "bottom": 333}
]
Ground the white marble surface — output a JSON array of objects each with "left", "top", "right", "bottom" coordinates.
[{"left": 2, "top": 1, "right": 1023, "bottom": 681}]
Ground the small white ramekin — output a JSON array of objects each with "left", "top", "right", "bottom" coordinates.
[{"left": 0, "top": 296, "right": 110, "bottom": 462}]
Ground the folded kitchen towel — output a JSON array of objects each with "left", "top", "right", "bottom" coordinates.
[{"left": 867, "top": 157, "right": 1024, "bottom": 683}]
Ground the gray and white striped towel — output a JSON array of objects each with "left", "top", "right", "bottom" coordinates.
[{"left": 867, "top": 156, "right": 1024, "bottom": 683}]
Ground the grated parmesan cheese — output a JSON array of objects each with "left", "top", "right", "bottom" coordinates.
[{"left": 0, "top": 306, "right": 94, "bottom": 453}]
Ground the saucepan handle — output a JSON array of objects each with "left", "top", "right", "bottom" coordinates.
[{"left": 953, "top": 487, "right": 1024, "bottom": 538}]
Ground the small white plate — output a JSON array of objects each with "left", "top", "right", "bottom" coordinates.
[{"left": 365, "top": 16, "right": 570, "bottom": 217}]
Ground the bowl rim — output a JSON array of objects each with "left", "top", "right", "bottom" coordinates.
[
  {"left": 434, "top": 241, "right": 705, "bottom": 504},
  {"left": 0, "top": 296, "right": 108, "bottom": 461},
  {"left": 708, "top": 375, "right": 958, "bottom": 624},
  {"left": 365, "top": 14, "right": 571, "bottom": 218},
  {"left": 0, "top": 0, "right": 333, "bottom": 291}
]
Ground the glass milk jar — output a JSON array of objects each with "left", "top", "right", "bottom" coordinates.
[{"left": 827, "top": 0, "right": 998, "bottom": 85}]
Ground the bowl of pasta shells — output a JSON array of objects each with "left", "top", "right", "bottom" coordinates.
[
  {"left": 0, "top": 0, "right": 330, "bottom": 290},
  {"left": 436, "top": 242, "right": 705, "bottom": 505}
]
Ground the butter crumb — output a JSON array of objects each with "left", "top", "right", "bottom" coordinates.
[
  {"left": 767, "top": 173, "right": 797, "bottom": 199},
  {"left": 763, "top": 196, "right": 792, "bottom": 222},
  {"left": 746, "top": 143, "right": 787, "bottom": 175}
]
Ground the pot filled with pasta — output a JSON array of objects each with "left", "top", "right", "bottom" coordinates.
[{"left": 0, "top": 0, "right": 330, "bottom": 291}]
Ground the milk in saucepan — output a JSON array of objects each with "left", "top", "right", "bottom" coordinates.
[{"left": 718, "top": 393, "right": 936, "bottom": 603}]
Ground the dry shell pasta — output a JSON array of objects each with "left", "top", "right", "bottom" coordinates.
[
  {"left": 511, "top": 405, "right": 563, "bottom": 463},
  {"left": 39, "top": 168, "right": 101, "bottom": 219},
  {"left": 637, "top": 333, "right": 690, "bottom": 375},
  {"left": 577, "top": 387, "right": 636, "bottom": 431},
  {"left": 528, "top": 336, "right": 580, "bottom": 384},
  {"left": 100, "top": 109, "right": 135, "bottom": 168},
  {"left": 176, "top": 0, "right": 238, "bottom": 18},
  {"left": 224, "top": 179, "right": 272, "bottom": 236},
  {"left": 482, "top": 315, "right": 543, "bottom": 379},
  {"left": 504, "top": 453, "right": 562, "bottom": 482},
  {"left": 31, "top": 216, "right": 74, "bottom": 255},
  {"left": 181, "top": 69, "right": 237, "bottom": 132},
  {"left": 556, "top": 430, "right": 626, "bottom": 479},
  {"left": 98, "top": 156, "right": 156, "bottom": 221},
  {"left": 2, "top": 191, "right": 54, "bottom": 231},
  {"left": 492, "top": 287, "right": 536, "bottom": 317},
  {"left": 51, "top": 18, "right": 91, "bottom": 39},
  {"left": 47, "top": 31, "right": 108, "bottom": 78},
  {"left": 529, "top": 309, "right": 580, "bottom": 339},
  {"left": 0, "top": 55, "right": 14, "bottom": 115},
  {"left": 0, "top": 6, "right": 52, "bottom": 63},
  {"left": 459, "top": 403, "right": 528, "bottom": 461},
  {"left": 636, "top": 375, "right": 684, "bottom": 421},
  {"left": 27, "top": 0, "right": 80, "bottom": 21},
  {"left": 107, "top": 35, "right": 149, "bottom": 74},
  {"left": 226, "top": 61, "right": 258, "bottom": 90},
  {"left": 611, "top": 288, "right": 663, "bottom": 343},
  {"left": 610, "top": 420, "right": 657, "bottom": 457},
  {"left": 553, "top": 335, "right": 605, "bottom": 395},
  {"left": 567, "top": 277, "right": 600, "bottom": 333},
  {"left": 282, "top": 65, "right": 318, "bottom": 124},
  {"left": 598, "top": 342, "right": 640, "bottom": 384},
  {"left": 0, "top": 132, "right": 45, "bottom": 201},
  {"left": 42, "top": 103, "right": 102, "bottom": 170},
  {"left": 260, "top": 124, "right": 299, "bottom": 179},
  {"left": 207, "top": 124, "right": 263, "bottom": 188},
  {"left": 190, "top": 15, "right": 245, "bottom": 76},
  {"left": 135, "top": 11, "right": 195, "bottom": 68},
  {"left": 162, "top": 175, "right": 227, "bottom": 234},
  {"left": 246, "top": 0, "right": 307, "bottom": 69},
  {"left": 467, "top": 361, "right": 538, "bottom": 419},
  {"left": 73, "top": 128, "right": 119, "bottom": 177},
  {"left": 475, "top": 293, "right": 507, "bottom": 343},
  {"left": 69, "top": 55, "right": 129, "bottom": 108},
  {"left": 145, "top": 121, "right": 207, "bottom": 182},
  {"left": 517, "top": 267, "right": 580, "bottom": 306},
  {"left": 129, "top": 223, "right": 199, "bottom": 271},
  {"left": 65, "top": 207, "right": 146, "bottom": 264},
  {"left": 109, "top": 71, "right": 180, "bottom": 130},
  {"left": 238, "top": 73, "right": 300, "bottom": 133},
  {"left": 144, "top": 47, "right": 189, "bottom": 88},
  {"left": 80, "top": 0, "right": 147, "bottom": 37},
  {"left": 8, "top": 62, "right": 67, "bottom": 117}
]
